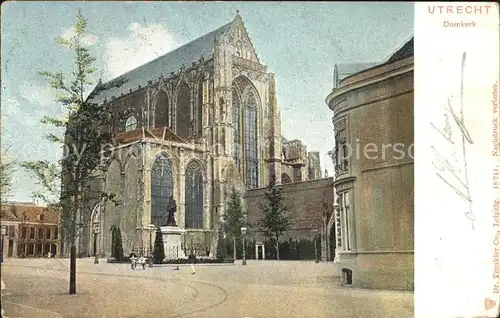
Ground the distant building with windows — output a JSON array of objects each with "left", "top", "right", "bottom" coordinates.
[
  {"left": 1, "top": 201, "right": 60, "bottom": 258},
  {"left": 66, "top": 12, "right": 323, "bottom": 259},
  {"left": 325, "top": 36, "right": 414, "bottom": 290}
]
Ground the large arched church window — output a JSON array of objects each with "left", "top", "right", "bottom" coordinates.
[
  {"left": 232, "top": 88, "right": 242, "bottom": 171},
  {"left": 244, "top": 90, "right": 258, "bottom": 189},
  {"left": 151, "top": 153, "right": 173, "bottom": 226},
  {"left": 185, "top": 160, "right": 204, "bottom": 229},
  {"left": 176, "top": 83, "right": 191, "bottom": 139},
  {"left": 155, "top": 91, "right": 169, "bottom": 128},
  {"left": 197, "top": 78, "right": 203, "bottom": 136}
]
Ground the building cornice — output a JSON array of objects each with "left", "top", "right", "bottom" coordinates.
[
  {"left": 325, "top": 57, "right": 413, "bottom": 110},
  {"left": 333, "top": 176, "right": 356, "bottom": 188}
]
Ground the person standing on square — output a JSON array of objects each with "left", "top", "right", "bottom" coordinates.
[{"left": 188, "top": 251, "right": 196, "bottom": 274}]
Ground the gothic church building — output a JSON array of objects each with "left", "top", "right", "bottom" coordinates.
[{"left": 70, "top": 13, "right": 321, "bottom": 258}]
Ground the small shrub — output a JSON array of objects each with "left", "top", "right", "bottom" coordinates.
[
  {"left": 111, "top": 225, "right": 124, "bottom": 261},
  {"left": 153, "top": 228, "right": 165, "bottom": 264}
]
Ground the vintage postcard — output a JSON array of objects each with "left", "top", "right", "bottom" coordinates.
[
  {"left": 415, "top": 2, "right": 499, "bottom": 318},
  {"left": 0, "top": 2, "right": 496, "bottom": 318}
]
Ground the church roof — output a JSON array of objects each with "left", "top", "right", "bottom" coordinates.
[
  {"left": 333, "top": 36, "right": 414, "bottom": 88},
  {"left": 115, "top": 129, "right": 144, "bottom": 143},
  {"left": 149, "top": 126, "right": 186, "bottom": 143},
  {"left": 384, "top": 36, "right": 414, "bottom": 63},
  {"left": 91, "top": 22, "right": 233, "bottom": 104},
  {"left": 0, "top": 203, "right": 59, "bottom": 223},
  {"left": 115, "top": 126, "right": 186, "bottom": 144}
]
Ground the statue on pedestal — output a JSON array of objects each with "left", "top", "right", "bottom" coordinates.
[{"left": 165, "top": 196, "right": 177, "bottom": 226}]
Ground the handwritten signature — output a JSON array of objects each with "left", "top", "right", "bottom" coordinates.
[{"left": 430, "top": 52, "right": 475, "bottom": 229}]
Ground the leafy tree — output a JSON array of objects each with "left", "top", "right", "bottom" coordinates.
[
  {"left": 20, "top": 10, "right": 125, "bottom": 294},
  {"left": 111, "top": 225, "right": 124, "bottom": 261},
  {"left": 0, "top": 147, "right": 16, "bottom": 204},
  {"left": 153, "top": 228, "right": 165, "bottom": 264},
  {"left": 258, "top": 180, "right": 292, "bottom": 260},
  {"left": 215, "top": 226, "right": 227, "bottom": 260},
  {"left": 223, "top": 187, "right": 245, "bottom": 260}
]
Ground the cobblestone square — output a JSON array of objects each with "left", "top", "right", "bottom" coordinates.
[{"left": 1, "top": 258, "right": 413, "bottom": 317}]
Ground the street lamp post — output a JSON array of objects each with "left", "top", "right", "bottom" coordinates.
[
  {"left": 93, "top": 220, "right": 100, "bottom": 264},
  {"left": 241, "top": 227, "right": 247, "bottom": 266},
  {"left": 148, "top": 224, "right": 155, "bottom": 267},
  {"left": 313, "top": 229, "right": 319, "bottom": 263},
  {"left": 1, "top": 226, "right": 6, "bottom": 263}
]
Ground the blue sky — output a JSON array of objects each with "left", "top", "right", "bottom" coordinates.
[{"left": 1, "top": 1, "right": 414, "bottom": 202}]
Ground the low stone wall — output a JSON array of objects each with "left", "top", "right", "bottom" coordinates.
[{"left": 338, "top": 252, "right": 414, "bottom": 291}]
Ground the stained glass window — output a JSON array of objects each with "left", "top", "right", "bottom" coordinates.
[
  {"left": 155, "top": 91, "right": 169, "bottom": 128},
  {"left": 185, "top": 160, "right": 204, "bottom": 229},
  {"left": 125, "top": 116, "right": 137, "bottom": 131},
  {"left": 176, "top": 83, "right": 190, "bottom": 139},
  {"left": 232, "top": 88, "right": 242, "bottom": 171},
  {"left": 151, "top": 153, "right": 173, "bottom": 226},
  {"left": 244, "top": 90, "right": 258, "bottom": 189},
  {"left": 197, "top": 79, "right": 203, "bottom": 135}
]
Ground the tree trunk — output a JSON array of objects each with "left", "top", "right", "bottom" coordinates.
[
  {"left": 69, "top": 244, "right": 76, "bottom": 294},
  {"left": 69, "top": 208, "right": 77, "bottom": 294},
  {"left": 276, "top": 237, "right": 280, "bottom": 261},
  {"left": 69, "top": 183, "right": 80, "bottom": 294},
  {"left": 69, "top": 204, "right": 77, "bottom": 294},
  {"left": 233, "top": 237, "right": 237, "bottom": 260}
]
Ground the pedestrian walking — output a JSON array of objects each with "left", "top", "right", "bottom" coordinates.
[
  {"left": 188, "top": 251, "right": 196, "bottom": 274},
  {"left": 129, "top": 250, "right": 138, "bottom": 270}
]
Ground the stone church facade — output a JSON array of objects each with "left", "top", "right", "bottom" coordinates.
[{"left": 65, "top": 13, "right": 322, "bottom": 258}]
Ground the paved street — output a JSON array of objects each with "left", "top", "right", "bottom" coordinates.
[{"left": 1, "top": 258, "right": 413, "bottom": 317}]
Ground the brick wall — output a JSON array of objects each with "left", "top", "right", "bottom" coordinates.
[{"left": 244, "top": 177, "right": 334, "bottom": 241}]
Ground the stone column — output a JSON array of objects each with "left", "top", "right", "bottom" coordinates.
[
  {"left": 141, "top": 144, "right": 151, "bottom": 252},
  {"left": 255, "top": 245, "right": 258, "bottom": 260},
  {"left": 178, "top": 149, "right": 186, "bottom": 229},
  {"left": 12, "top": 231, "right": 17, "bottom": 259},
  {"left": 262, "top": 245, "right": 266, "bottom": 259},
  {"left": 204, "top": 180, "right": 210, "bottom": 230}
]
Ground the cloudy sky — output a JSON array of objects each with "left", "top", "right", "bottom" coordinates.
[{"left": 1, "top": 2, "right": 413, "bottom": 202}]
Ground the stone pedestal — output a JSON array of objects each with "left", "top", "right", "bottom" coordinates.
[{"left": 159, "top": 226, "right": 186, "bottom": 260}]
